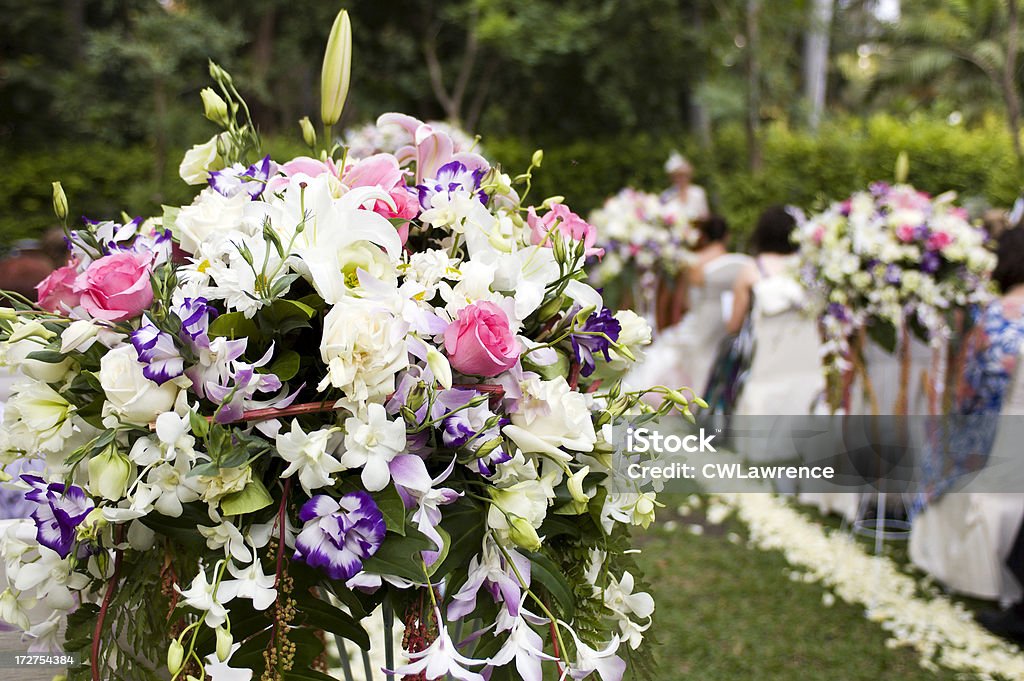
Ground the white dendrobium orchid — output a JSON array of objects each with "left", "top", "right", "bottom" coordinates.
[
  {"left": 218, "top": 558, "right": 277, "bottom": 611},
  {"left": 275, "top": 420, "right": 344, "bottom": 494},
  {"left": 562, "top": 627, "right": 626, "bottom": 681},
  {"left": 199, "top": 521, "right": 252, "bottom": 563},
  {"left": 488, "top": 608, "right": 557, "bottom": 681},
  {"left": 175, "top": 562, "right": 233, "bottom": 628},
  {"left": 603, "top": 571, "right": 655, "bottom": 649},
  {"left": 390, "top": 607, "right": 485, "bottom": 681},
  {"left": 341, "top": 403, "right": 407, "bottom": 492}
]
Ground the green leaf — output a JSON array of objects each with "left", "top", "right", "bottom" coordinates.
[
  {"left": 866, "top": 319, "right": 897, "bottom": 354},
  {"left": 292, "top": 592, "right": 370, "bottom": 650},
  {"left": 189, "top": 410, "right": 210, "bottom": 438},
  {"left": 431, "top": 502, "right": 487, "bottom": 580},
  {"left": 269, "top": 349, "right": 301, "bottom": 382},
  {"left": 373, "top": 485, "right": 407, "bottom": 536},
  {"left": 526, "top": 551, "right": 576, "bottom": 618},
  {"left": 361, "top": 528, "right": 434, "bottom": 583},
  {"left": 26, "top": 349, "right": 67, "bottom": 364},
  {"left": 208, "top": 311, "right": 260, "bottom": 340},
  {"left": 220, "top": 477, "right": 273, "bottom": 515}
]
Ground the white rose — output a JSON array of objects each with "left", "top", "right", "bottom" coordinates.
[
  {"left": 173, "top": 188, "right": 249, "bottom": 254},
  {"left": 99, "top": 345, "right": 179, "bottom": 426},
  {"left": 318, "top": 297, "right": 409, "bottom": 406},
  {"left": 179, "top": 135, "right": 225, "bottom": 185},
  {"left": 503, "top": 376, "right": 597, "bottom": 460}
]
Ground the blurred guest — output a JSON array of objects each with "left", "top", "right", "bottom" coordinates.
[
  {"left": 661, "top": 151, "right": 709, "bottom": 222},
  {"left": 0, "top": 238, "right": 57, "bottom": 302},
  {"left": 906, "top": 228, "right": 1024, "bottom": 635},
  {"left": 636, "top": 217, "right": 753, "bottom": 396},
  {"left": 728, "top": 206, "right": 824, "bottom": 418}
]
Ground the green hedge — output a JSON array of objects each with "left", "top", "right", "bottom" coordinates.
[
  {"left": 490, "top": 114, "right": 1022, "bottom": 245},
  {"left": 0, "top": 115, "right": 1020, "bottom": 249}
]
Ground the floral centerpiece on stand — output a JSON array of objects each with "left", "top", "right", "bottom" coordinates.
[
  {"left": 794, "top": 180, "right": 995, "bottom": 411},
  {"left": 587, "top": 189, "right": 698, "bottom": 322},
  {"left": 0, "top": 9, "right": 699, "bottom": 681}
]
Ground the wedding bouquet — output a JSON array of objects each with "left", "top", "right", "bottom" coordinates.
[
  {"left": 587, "top": 188, "right": 698, "bottom": 289},
  {"left": 795, "top": 182, "right": 995, "bottom": 372},
  {"left": 0, "top": 9, "right": 697, "bottom": 681}
]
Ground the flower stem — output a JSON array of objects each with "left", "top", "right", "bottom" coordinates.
[{"left": 92, "top": 525, "right": 126, "bottom": 681}]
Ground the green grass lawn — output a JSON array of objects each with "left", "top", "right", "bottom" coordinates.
[{"left": 635, "top": 501, "right": 961, "bottom": 681}]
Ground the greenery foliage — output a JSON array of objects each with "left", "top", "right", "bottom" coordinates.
[{"left": 2, "top": 114, "right": 1017, "bottom": 250}]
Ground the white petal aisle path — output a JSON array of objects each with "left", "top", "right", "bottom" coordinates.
[{"left": 713, "top": 492, "right": 1024, "bottom": 681}]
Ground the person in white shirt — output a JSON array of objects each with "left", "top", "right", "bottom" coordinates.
[{"left": 661, "top": 151, "right": 709, "bottom": 222}]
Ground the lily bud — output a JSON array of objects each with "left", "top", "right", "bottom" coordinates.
[
  {"left": 426, "top": 346, "right": 453, "bottom": 390},
  {"left": 88, "top": 444, "right": 132, "bottom": 501},
  {"left": 167, "top": 639, "right": 185, "bottom": 676},
  {"left": 201, "top": 88, "right": 231, "bottom": 127},
  {"left": 299, "top": 116, "right": 317, "bottom": 148},
  {"left": 531, "top": 149, "right": 544, "bottom": 167},
  {"left": 567, "top": 466, "right": 591, "bottom": 504},
  {"left": 0, "top": 308, "right": 16, "bottom": 322},
  {"left": 321, "top": 9, "right": 352, "bottom": 127},
  {"left": 573, "top": 305, "right": 596, "bottom": 327},
  {"left": 895, "top": 151, "right": 909, "bottom": 184},
  {"left": 541, "top": 195, "right": 565, "bottom": 210},
  {"left": 507, "top": 516, "right": 542, "bottom": 552},
  {"left": 215, "top": 625, "right": 233, "bottom": 662},
  {"left": 208, "top": 60, "right": 233, "bottom": 85},
  {"left": 52, "top": 182, "right": 68, "bottom": 221}
]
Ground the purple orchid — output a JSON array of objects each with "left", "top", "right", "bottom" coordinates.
[
  {"left": 448, "top": 539, "right": 531, "bottom": 620},
  {"left": 432, "top": 389, "right": 511, "bottom": 476},
  {"left": 417, "top": 160, "right": 487, "bottom": 210},
  {"left": 209, "top": 156, "right": 276, "bottom": 200},
  {"left": 293, "top": 491, "right": 385, "bottom": 581},
  {"left": 130, "top": 317, "right": 184, "bottom": 385},
  {"left": 570, "top": 307, "right": 621, "bottom": 377},
  {"left": 389, "top": 455, "right": 461, "bottom": 565},
  {"left": 21, "top": 475, "right": 93, "bottom": 559}
]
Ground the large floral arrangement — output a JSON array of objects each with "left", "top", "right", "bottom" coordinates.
[
  {"left": 587, "top": 188, "right": 698, "bottom": 289},
  {"left": 795, "top": 182, "right": 995, "bottom": 372},
  {"left": 0, "top": 10, "right": 695, "bottom": 681}
]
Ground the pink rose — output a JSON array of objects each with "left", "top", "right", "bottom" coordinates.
[
  {"left": 896, "top": 224, "right": 916, "bottom": 243},
  {"left": 444, "top": 302, "right": 521, "bottom": 377},
  {"left": 36, "top": 263, "right": 81, "bottom": 313},
  {"left": 928, "top": 231, "right": 954, "bottom": 251},
  {"left": 73, "top": 252, "right": 154, "bottom": 322},
  {"left": 527, "top": 204, "right": 604, "bottom": 258}
]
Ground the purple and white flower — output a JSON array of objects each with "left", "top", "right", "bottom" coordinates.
[
  {"left": 130, "top": 317, "right": 184, "bottom": 385},
  {"left": 21, "top": 475, "right": 93, "bottom": 559},
  {"left": 417, "top": 160, "right": 486, "bottom": 210},
  {"left": 209, "top": 155, "right": 276, "bottom": 200},
  {"left": 448, "top": 537, "right": 530, "bottom": 620},
  {"left": 293, "top": 492, "right": 385, "bottom": 581},
  {"left": 176, "top": 297, "right": 218, "bottom": 347}
]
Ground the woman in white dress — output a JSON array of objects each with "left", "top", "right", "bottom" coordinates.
[
  {"left": 728, "top": 206, "right": 824, "bottom": 417},
  {"left": 627, "top": 217, "right": 750, "bottom": 396}
]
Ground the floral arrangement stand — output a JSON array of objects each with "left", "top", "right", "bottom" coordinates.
[
  {"left": 587, "top": 188, "right": 699, "bottom": 330},
  {"left": 0, "top": 9, "right": 703, "bottom": 681},
  {"left": 796, "top": 179, "right": 995, "bottom": 554}
]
